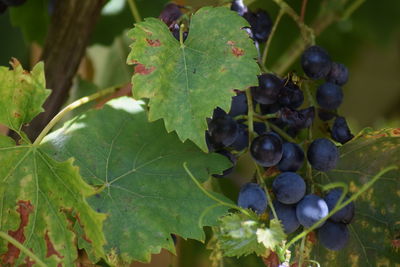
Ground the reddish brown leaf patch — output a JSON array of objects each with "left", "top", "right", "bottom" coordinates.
[
  {"left": 146, "top": 38, "right": 161, "bottom": 47},
  {"left": 45, "top": 231, "right": 64, "bottom": 259},
  {"left": 262, "top": 251, "right": 280, "bottom": 267},
  {"left": 2, "top": 200, "right": 34, "bottom": 265},
  {"left": 25, "top": 255, "right": 36, "bottom": 267},
  {"left": 226, "top": 40, "right": 235, "bottom": 45},
  {"left": 231, "top": 47, "right": 244, "bottom": 57},
  {"left": 13, "top": 112, "right": 21, "bottom": 118},
  {"left": 307, "top": 231, "right": 317, "bottom": 244},
  {"left": 134, "top": 64, "right": 156, "bottom": 75},
  {"left": 392, "top": 128, "right": 400, "bottom": 136}
]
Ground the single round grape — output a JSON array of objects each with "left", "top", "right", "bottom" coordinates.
[
  {"left": 244, "top": 10, "right": 272, "bottom": 43},
  {"left": 229, "top": 92, "right": 248, "bottom": 117},
  {"left": 207, "top": 108, "right": 239, "bottom": 147},
  {"left": 318, "top": 221, "right": 349, "bottom": 250},
  {"left": 270, "top": 200, "right": 300, "bottom": 234},
  {"left": 326, "top": 62, "right": 349, "bottom": 86},
  {"left": 307, "top": 138, "right": 338, "bottom": 171},
  {"left": 316, "top": 82, "right": 343, "bottom": 110},
  {"left": 229, "top": 124, "right": 248, "bottom": 151},
  {"left": 212, "top": 150, "right": 237, "bottom": 178},
  {"left": 250, "top": 132, "right": 283, "bottom": 167},
  {"left": 278, "top": 142, "right": 305, "bottom": 172},
  {"left": 253, "top": 122, "right": 267, "bottom": 135},
  {"left": 237, "top": 183, "right": 267, "bottom": 214},
  {"left": 301, "top": 45, "right": 332, "bottom": 79},
  {"left": 331, "top": 116, "right": 354, "bottom": 144},
  {"left": 278, "top": 81, "right": 304, "bottom": 109},
  {"left": 296, "top": 194, "right": 329, "bottom": 228},
  {"left": 272, "top": 172, "right": 306, "bottom": 204},
  {"left": 159, "top": 3, "right": 182, "bottom": 27},
  {"left": 324, "top": 189, "right": 355, "bottom": 224},
  {"left": 252, "top": 74, "right": 283, "bottom": 105}
]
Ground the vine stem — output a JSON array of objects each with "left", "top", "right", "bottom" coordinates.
[
  {"left": 33, "top": 86, "right": 120, "bottom": 146},
  {"left": 300, "top": 0, "right": 308, "bottom": 22},
  {"left": 0, "top": 231, "right": 48, "bottom": 267},
  {"left": 268, "top": 122, "right": 297, "bottom": 143},
  {"left": 127, "top": 0, "right": 142, "bottom": 23},
  {"left": 261, "top": 9, "right": 284, "bottom": 67},
  {"left": 183, "top": 162, "right": 258, "bottom": 220},
  {"left": 341, "top": 0, "right": 365, "bottom": 20},
  {"left": 245, "top": 88, "right": 255, "bottom": 147},
  {"left": 285, "top": 165, "right": 398, "bottom": 250},
  {"left": 298, "top": 235, "right": 306, "bottom": 267}
]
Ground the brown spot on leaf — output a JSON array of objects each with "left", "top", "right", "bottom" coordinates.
[
  {"left": 13, "top": 112, "right": 21, "bottom": 118},
  {"left": 392, "top": 128, "right": 400, "bottom": 136},
  {"left": 146, "top": 38, "right": 161, "bottom": 47},
  {"left": 231, "top": 47, "right": 244, "bottom": 57},
  {"left": 1, "top": 200, "right": 34, "bottom": 265},
  {"left": 45, "top": 231, "right": 63, "bottom": 259},
  {"left": 74, "top": 214, "right": 92, "bottom": 244},
  {"left": 227, "top": 40, "right": 235, "bottom": 46},
  {"left": 262, "top": 251, "right": 280, "bottom": 267},
  {"left": 134, "top": 64, "right": 156, "bottom": 75}
]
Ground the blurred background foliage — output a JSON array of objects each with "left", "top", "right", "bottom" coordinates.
[{"left": 0, "top": 0, "right": 399, "bottom": 266}]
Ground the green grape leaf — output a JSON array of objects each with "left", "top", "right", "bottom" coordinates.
[
  {"left": 0, "top": 60, "right": 50, "bottom": 134},
  {"left": 256, "top": 219, "right": 286, "bottom": 250},
  {"left": 126, "top": 7, "right": 259, "bottom": 151},
  {"left": 0, "top": 136, "right": 106, "bottom": 266},
  {"left": 41, "top": 97, "right": 232, "bottom": 263},
  {"left": 311, "top": 128, "right": 400, "bottom": 267},
  {"left": 215, "top": 212, "right": 267, "bottom": 257}
]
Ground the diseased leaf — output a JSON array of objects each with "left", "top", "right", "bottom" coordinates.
[
  {"left": 127, "top": 7, "right": 259, "bottom": 151},
  {"left": 0, "top": 60, "right": 50, "bottom": 134},
  {"left": 215, "top": 212, "right": 267, "bottom": 257},
  {"left": 312, "top": 128, "right": 400, "bottom": 267},
  {"left": 0, "top": 136, "right": 106, "bottom": 266},
  {"left": 256, "top": 219, "right": 286, "bottom": 250},
  {"left": 41, "top": 97, "right": 231, "bottom": 263}
]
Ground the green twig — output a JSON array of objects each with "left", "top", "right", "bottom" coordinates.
[
  {"left": 234, "top": 113, "right": 278, "bottom": 121},
  {"left": 285, "top": 165, "right": 398, "bottom": 249},
  {"left": 254, "top": 164, "right": 279, "bottom": 222},
  {"left": 268, "top": 122, "right": 297, "bottom": 143},
  {"left": 183, "top": 162, "right": 258, "bottom": 220},
  {"left": 245, "top": 88, "right": 255, "bottom": 146},
  {"left": 127, "top": 0, "right": 142, "bottom": 23},
  {"left": 261, "top": 9, "right": 284, "bottom": 67},
  {"left": 33, "top": 86, "right": 121, "bottom": 146},
  {"left": 341, "top": 0, "right": 366, "bottom": 20},
  {"left": 0, "top": 231, "right": 48, "bottom": 267}
]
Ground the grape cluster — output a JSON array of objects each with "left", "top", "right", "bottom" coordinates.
[
  {"left": 0, "top": 0, "right": 26, "bottom": 14},
  {"left": 205, "top": 2, "right": 355, "bottom": 251}
]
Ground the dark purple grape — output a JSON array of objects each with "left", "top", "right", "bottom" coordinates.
[
  {"left": 278, "top": 142, "right": 305, "bottom": 172},
  {"left": 318, "top": 221, "right": 349, "bottom": 250},
  {"left": 212, "top": 150, "right": 237, "bottom": 178},
  {"left": 250, "top": 132, "right": 283, "bottom": 167},
  {"left": 307, "top": 138, "right": 338, "bottom": 171},
  {"left": 317, "top": 82, "right": 343, "bottom": 110},
  {"left": 326, "top": 62, "right": 349, "bottom": 86},
  {"left": 331, "top": 116, "right": 353, "bottom": 144},
  {"left": 230, "top": 0, "right": 247, "bottom": 16},
  {"left": 324, "top": 189, "right": 355, "bottom": 224},
  {"left": 301, "top": 45, "right": 332, "bottom": 80},
  {"left": 243, "top": 10, "right": 272, "bottom": 43},
  {"left": 272, "top": 172, "right": 306, "bottom": 204},
  {"left": 260, "top": 103, "right": 281, "bottom": 115},
  {"left": 280, "top": 107, "right": 315, "bottom": 130},
  {"left": 159, "top": 3, "right": 182, "bottom": 27},
  {"left": 253, "top": 122, "right": 267, "bottom": 135},
  {"left": 229, "top": 124, "right": 248, "bottom": 151},
  {"left": 270, "top": 200, "right": 300, "bottom": 234},
  {"left": 207, "top": 108, "right": 239, "bottom": 148},
  {"left": 296, "top": 194, "right": 329, "bottom": 228},
  {"left": 171, "top": 24, "right": 188, "bottom": 42},
  {"left": 229, "top": 92, "right": 248, "bottom": 117},
  {"left": 238, "top": 183, "right": 267, "bottom": 214},
  {"left": 279, "top": 80, "right": 304, "bottom": 109},
  {"left": 318, "top": 108, "right": 336, "bottom": 121},
  {"left": 252, "top": 74, "right": 283, "bottom": 105}
]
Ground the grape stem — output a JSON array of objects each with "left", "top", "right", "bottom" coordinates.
[
  {"left": 267, "top": 122, "right": 297, "bottom": 143},
  {"left": 298, "top": 235, "right": 306, "bottom": 267},
  {"left": 127, "top": 0, "right": 142, "bottom": 23},
  {"left": 261, "top": 9, "right": 284, "bottom": 68},
  {"left": 0, "top": 231, "right": 48, "bottom": 267},
  {"left": 245, "top": 88, "right": 255, "bottom": 146},
  {"left": 183, "top": 162, "right": 258, "bottom": 220},
  {"left": 33, "top": 85, "right": 121, "bottom": 146},
  {"left": 285, "top": 165, "right": 398, "bottom": 250}
]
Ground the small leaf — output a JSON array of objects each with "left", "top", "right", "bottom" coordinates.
[
  {"left": 0, "top": 60, "right": 50, "bottom": 134},
  {"left": 0, "top": 136, "right": 106, "bottom": 266},
  {"left": 41, "top": 97, "right": 231, "bottom": 263},
  {"left": 215, "top": 212, "right": 267, "bottom": 257},
  {"left": 127, "top": 7, "right": 259, "bottom": 151},
  {"left": 312, "top": 128, "right": 400, "bottom": 267},
  {"left": 256, "top": 219, "right": 286, "bottom": 250}
]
